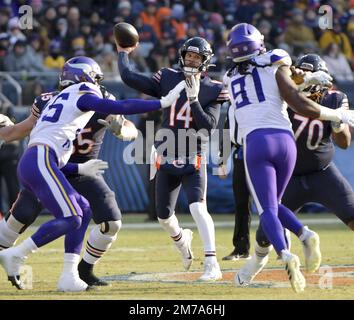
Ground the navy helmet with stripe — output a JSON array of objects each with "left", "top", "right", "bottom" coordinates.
[{"left": 178, "top": 37, "right": 214, "bottom": 76}]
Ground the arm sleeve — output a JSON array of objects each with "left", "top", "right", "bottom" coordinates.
[
  {"left": 218, "top": 108, "right": 230, "bottom": 165},
  {"left": 190, "top": 100, "right": 221, "bottom": 132},
  {"left": 61, "top": 162, "right": 78, "bottom": 175},
  {"left": 118, "top": 52, "right": 161, "bottom": 97},
  {"left": 77, "top": 93, "right": 161, "bottom": 115}
]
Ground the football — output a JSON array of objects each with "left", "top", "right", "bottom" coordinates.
[{"left": 114, "top": 22, "right": 139, "bottom": 48}]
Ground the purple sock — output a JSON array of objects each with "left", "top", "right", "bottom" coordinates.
[
  {"left": 260, "top": 208, "right": 287, "bottom": 254},
  {"left": 31, "top": 216, "right": 82, "bottom": 248},
  {"left": 278, "top": 204, "right": 303, "bottom": 236},
  {"left": 65, "top": 207, "right": 92, "bottom": 255}
]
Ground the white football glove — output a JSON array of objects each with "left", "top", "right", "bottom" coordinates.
[
  {"left": 331, "top": 120, "right": 345, "bottom": 133},
  {"left": 98, "top": 116, "right": 138, "bottom": 141},
  {"left": 98, "top": 116, "right": 124, "bottom": 136},
  {"left": 336, "top": 108, "right": 354, "bottom": 127},
  {"left": 0, "top": 114, "right": 14, "bottom": 128},
  {"left": 160, "top": 81, "right": 185, "bottom": 108},
  {"left": 185, "top": 75, "right": 200, "bottom": 102},
  {"left": 300, "top": 71, "right": 333, "bottom": 90},
  {"left": 0, "top": 139, "right": 4, "bottom": 149},
  {"left": 77, "top": 159, "right": 109, "bottom": 177}
]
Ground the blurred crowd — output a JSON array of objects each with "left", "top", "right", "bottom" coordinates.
[{"left": 0, "top": 0, "right": 353, "bottom": 84}]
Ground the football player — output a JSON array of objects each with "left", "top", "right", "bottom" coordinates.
[
  {"left": 117, "top": 37, "right": 229, "bottom": 281},
  {"left": 236, "top": 53, "right": 354, "bottom": 286},
  {"left": 217, "top": 108, "right": 251, "bottom": 261},
  {"left": 0, "top": 56, "right": 184, "bottom": 291},
  {"left": 0, "top": 85, "right": 137, "bottom": 288},
  {"left": 224, "top": 23, "right": 354, "bottom": 292}
]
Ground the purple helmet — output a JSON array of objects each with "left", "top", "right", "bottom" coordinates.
[
  {"left": 227, "top": 23, "right": 265, "bottom": 63},
  {"left": 59, "top": 56, "right": 103, "bottom": 88}
]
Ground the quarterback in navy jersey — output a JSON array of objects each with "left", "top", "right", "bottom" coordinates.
[
  {"left": 117, "top": 37, "right": 229, "bottom": 281},
  {"left": 0, "top": 86, "right": 129, "bottom": 287},
  {"left": 239, "top": 54, "right": 354, "bottom": 287}
]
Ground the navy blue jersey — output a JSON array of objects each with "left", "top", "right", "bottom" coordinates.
[
  {"left": 118, "top": 52, "right": 229, "bottom": 157},
  {"left": 290, "top": 90, "right": 348, "bottom": 175},
  {"left": 154, "top": 68, "right": 228, "bottom": 156},
  {"left": 31, "top": 90, "right": 108, "bottom": 163}
]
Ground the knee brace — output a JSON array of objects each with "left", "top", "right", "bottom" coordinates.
[{"left": 99, "top": 220, "right": 122, "bottom": 236}]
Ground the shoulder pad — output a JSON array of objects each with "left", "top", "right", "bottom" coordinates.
[
  {"left": 31, "top": 91, "right": 59, "bottom": 118},
  {"left": 78, "top": 83, "right": 103, "bottom": 98},
  {"left": 253, "top": 49, "right": 292, "bottom": 67}
]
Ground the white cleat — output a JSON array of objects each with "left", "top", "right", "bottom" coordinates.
[
  {"left": 198, "top": 260, "right": 222, "bottom": 282},
  {"left": 302, "top": 227, "right": 321, "bottom": 273},
  {"left": 283, "top": 252, "right": 306, "bottom": 293},
  {"left": 0, "top": 248, "right": 27, "bottom": 290},
  {"left": 235, "top": 254, "right": 269, "bottom": 287},
  {"left": 57, "top": 271, "right": 89, "bottom": 292},
  {"left": 175, "top": 229, "right": 194, "bottom": 271}
]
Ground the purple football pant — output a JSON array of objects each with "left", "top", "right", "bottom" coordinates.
[
  {"left": 244, "top": 128, "right": 303, "bottom": 254},
  {"left": 17, "top": 145, "right": 91, "bottom": 254}
]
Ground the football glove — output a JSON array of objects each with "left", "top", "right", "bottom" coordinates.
[
  {"left": 299, "top": 71, "right": 333, "bottom": 90},
  {"left": 98, "top": 116, "right": 138, "bottom": 141},
  {"left": 78, "top": 159, "right": 109, "bottom": 177},
  {"left": 160, "top": 81, "right": 185, "bottom": 108},
  {"left": 331, "top": 121, "right": 345, "bottom": 133},
  {"left": 185, "top": 75, "right": 200, "bottom": 102},
  {"left": 0, "top": 114, "right": 14, "bottom": 127}
]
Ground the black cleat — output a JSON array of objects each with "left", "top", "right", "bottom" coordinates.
[
  {"left": 78, "top": 260, "right": 109, "bottom": 286},
  {"left": 8, "top": 275, "right": 24, "bottom": 290},
  {"left": 222, "top": 250, "right": 251, "bottom": 261}
]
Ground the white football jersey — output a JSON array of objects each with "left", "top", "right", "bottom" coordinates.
[
  {"left": 29, "top": 82, "right": 103, "bottom": 167},
  {"left": 223, "top": 49, "right": 293, "bottom": 144}
]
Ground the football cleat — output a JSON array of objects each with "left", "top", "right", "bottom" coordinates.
[
  {"left": 301, "top": 227, "right": 321, "bottom": 273},
  {"left": 174, "top": 229, "right": 194, "bottom": 271},
  {"left": 57, "top": 271, "right": 89, "bottom": 292},
  {"left": 234, "top": 254, "right": 269, "bottom": 287},
  {"left": 198, "top": 260, "right": 222, "bottom": 282},
  {"left": 222, "top": 251, "right": 251, "bottom": 261},
  {"left": 282, "top": 252, "right": 306, "bottom": 293},
  {"left": 0, "top": 247, "right": 27, "bottom": 290},
  {"left": 78, "top": 260, "right": 109, "bottom": 286}
]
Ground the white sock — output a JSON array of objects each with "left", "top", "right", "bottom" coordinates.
[
  {"left": 280, "top": 249, "right": 292, "bottom": 262},
  {"left": 299, "top": 226, "right": 311, "bottom": 242},
  {"left": 205, "top": 255, "right": 217, "bottom": 264},
  {"left": 255, "top": 241, "right": 273, "bottom": 260},
  {"left": 0, "top": 219, "right": 20, "bottom": 249},
  {"left": 12, "top": 237, "right": 38, "bottom": 258},
  {"left": 158, "top": 214, "right": 182, "bottom": 238},
  {"left": 62, "top": 253, "right": 80, "bottom": 273},
  {"left": 6, "top": 215, "right": 25, "bottom": 233},
  {"left": 189, "top": 202, "right": 216, "bottom": 254},
  {"left": 83, "top": 225, "right": 117, "bottom": 265}
]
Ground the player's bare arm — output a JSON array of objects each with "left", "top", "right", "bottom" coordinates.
[
  {"left": 0, "top": 113, "right": 37, "bottom": 143},
  {"left": 276, "top": 66, "right": 354, "bottom": 125}
]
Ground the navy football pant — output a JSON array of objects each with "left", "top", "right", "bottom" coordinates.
[{"left": 155, "top": 163, "right": 207, "bottom": 219}]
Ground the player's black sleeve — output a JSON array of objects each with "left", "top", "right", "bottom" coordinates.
[
  {"left": 118, "top": 52, "right": 161, "bottom": 98},
  {"left": 219, "top": 106, "right": 231, "bottom": 165},
  {"left": 190, "top": 100, "right": 220, "bottom": 132}
]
